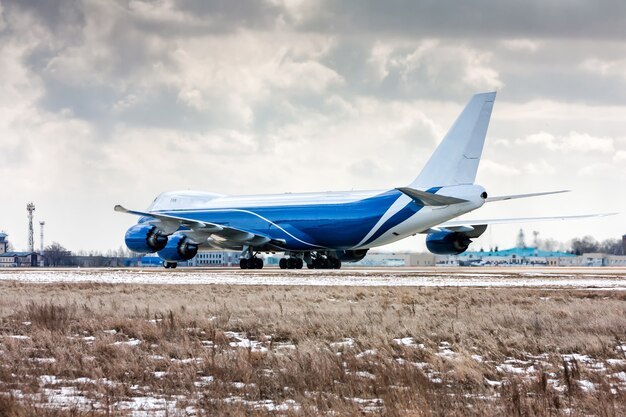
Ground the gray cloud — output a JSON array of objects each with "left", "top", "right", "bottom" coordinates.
[{"left": 301, "top": 0, "right": 626, "bottom": 40}]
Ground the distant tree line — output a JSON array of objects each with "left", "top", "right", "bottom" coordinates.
[
  {"left": 569, "top": 236, "right": 624, "bottom": 256},
  {"left": 41, "top": 243, "right": 138, "bottom": 267}
]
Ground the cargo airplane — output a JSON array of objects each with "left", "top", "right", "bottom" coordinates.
[{"left": 116, "top": 92, "right": 608, "bottom": 269}]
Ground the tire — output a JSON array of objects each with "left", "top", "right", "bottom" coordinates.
[
  {"left": 254, "top": 258, "right": 264, "bottom": 269},
  {"left": 279, "top": 258, "right": 287, "bottom": 269},
  {"left": 287, "top": 258, "right": 296, "bottom": 269},
  {"left": 306, "top": 262, "right": 314, "bottom": 269},
  {"left": 240, "top": 259, "right": 248, "bottom": 269},
  {"left": 295, "top": 258, "right": 303, "bottom": 269}
]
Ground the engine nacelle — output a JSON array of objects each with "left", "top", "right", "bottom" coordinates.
[
  {"left": 426, "top": 231, "right": 473, "bottom": 255},
  {"left": 335, "top": 249, "right": 369, "bottom": 262},
  {"left": 125, "top": 224, "right": 168, "bottom": 253},
  {"left": 157, "top": 234, "right": 199, "bottom": 262}
]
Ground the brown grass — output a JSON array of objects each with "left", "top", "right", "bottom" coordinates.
[{"left": 0, "top": 280, "right": 625, "bottom": 416}]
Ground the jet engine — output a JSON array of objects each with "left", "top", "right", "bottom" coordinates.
[
  {"left": 157, "top": 234, "right": 199, "bottom": 262},
  {"left": 125, "top": 224, "right": 168, "bottom": 253},
  {"left": 335, "top": 249, "right": 369, "bottom": 262},
  {"left": 426, "top": 230, "right": 474, "bottom": 255}
]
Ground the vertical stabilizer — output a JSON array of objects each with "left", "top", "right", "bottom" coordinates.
[{"left": 410, "top": 92, "right": 496, "bottom": 189}]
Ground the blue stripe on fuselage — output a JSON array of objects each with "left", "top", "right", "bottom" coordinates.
[{"left": 152, "top": 189, "right": 406, "bottom": 250}]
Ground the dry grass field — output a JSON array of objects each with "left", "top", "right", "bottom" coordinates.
[{"left": 0, "top": 279, "right": 625, "bottom": 416}]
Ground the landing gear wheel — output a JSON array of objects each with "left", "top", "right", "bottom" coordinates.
[
  {"left": 240, "top": 259, "right": 248, "bottom": 269},
  {"left": 306, "top": 262, "right": 314, "bottom": 269},
  {"left": 254, "top": 258, "right": 264, "bottom": 269},
  {"left": 279, "top": 258, "right": 287, "bottom": 269},
  {"left": 295, "top": 258, "right": 303, "bottom": 269},
  {"left": 163, "top": 261, "right": 177, "bottom": 269},
  {"left": 287, "top": 258, "right": 296, "bottom": 269},
  {"left": 331, "top": 258, "right": 341, "bottom": 269}
]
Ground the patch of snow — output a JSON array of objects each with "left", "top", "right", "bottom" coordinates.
[
  {"left": 436, "top": 342, "right": 455, "bottom": 357},
  {"left": 485, "top": 378, "right": 502, "bottom": 387},
  {"left": 613, "top": 372, "right": 626, "bottom": 383},
  {"left": 224, "top": 331, "right": 268, "bottom": 352},
  {"left": 194, "top": 376, "right": 214, "bottom": 387},
  {"left": 393, "top": 337, "right": 419, "bottom": 347},
  {"left": 331, "top": 338, "right": 354, "bottom": 348},
  {"left": 356, "top": 349, "right": 377, "bottom": 358},
  {"left": 103, "top": 329, "right": 117, "bottom": 335},
  {"left": 114, "top": 338, "right": 141, "bottom": 346},
  {"left": 607, "top": 359, "right": 626, "bottom": 366},
  {"left": 561, "top": 353, "right": 592, "bottom": 363},
  {"left": 497, "top": 364, "right": 526, "bottom": 374},
  {"left": 578, "top": 380, "right": 595, "bottom": 392},
  {"left": 40, "top": 375, "right": 59, "bottom": 385},
  {"left": 9, "top": 335, "right": 30, "bottom": 340},
  {"left": 5, "top": 269, "right": 626, "bottom": 289},
  {"left": 30, "top": 357, "right": 56, "bottom": 364},
  {"left": 152, "top": 371, "right": 167, "bottom": 378}
]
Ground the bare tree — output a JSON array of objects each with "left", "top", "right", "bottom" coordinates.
[
  {"left": 43, "top": 242, "right": 71, "bottom": 267},
  {"left": 598, "top": 239, "right": 623, "bottom": 255},
  {"left": 570, "top": 236, "right": 599, "bottom": 255}
]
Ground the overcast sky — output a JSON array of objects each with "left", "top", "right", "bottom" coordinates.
[{"left": 1, "top": 0, "right": 624, "bottom": 253}]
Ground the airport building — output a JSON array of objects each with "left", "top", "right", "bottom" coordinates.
[
  {"left": 190, "top": 250, "right": 241, "bottom": 267},
  {"left": 0, "top": 232, "right": 40, "bottom": 267},
  {"left": 438, "top": 247, "right": 626, "bottom": 267},
  {"left": 137, "top": 250, "right": 241, "bottom": 267},
  {"left": 352, "top": 252, "right": 436, "bottom": 267}
]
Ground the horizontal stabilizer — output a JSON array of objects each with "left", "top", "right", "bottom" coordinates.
[
  {"left": 396, "top": 187, "right": 469, "bottom": 206},
  {"left": 486, "top": 190, "right": 570, "bottom": 202}
]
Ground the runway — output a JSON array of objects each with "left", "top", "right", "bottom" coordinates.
[{"left": 0, "top": 267, "right": 624, "bottom": 289}]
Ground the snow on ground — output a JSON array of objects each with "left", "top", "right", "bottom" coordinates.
[{"left": 0, "top": 268, "right": 624, "bottom": 288}]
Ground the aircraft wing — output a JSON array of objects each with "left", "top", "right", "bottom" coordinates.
[
  {"left": 114, "top": 205, "right": 285, "bottom": 247},
  {"left": 425, "top": 212, "right": 616, "bottom": 234}
]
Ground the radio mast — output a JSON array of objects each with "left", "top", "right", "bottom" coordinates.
[
  {"left": 39, "top": 221, "right": 45, "bottom": 252},
  {"left": 27, "top": 203, "right": 35, "bottom": 252}
]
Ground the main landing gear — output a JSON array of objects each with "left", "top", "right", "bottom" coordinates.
[
  {"left": 279, "top": 252, "right": 342, "bottom": 269},
  {"left": 163, "top": 261, "right": 177, "bottom": 269},
  {"left": 240, "top": 257, "right": 264, "bottom": 269},
  {"left": 279, "top": 257, "right": 303, "bottom": 270},
  {"left": 309, "top": 256, "right": 341, "bottom": 269},
  {"left": 239, "top": 246, "right": 264, "bottom": 269}
]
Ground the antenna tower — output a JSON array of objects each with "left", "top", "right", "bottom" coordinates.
[
  {"left": 27, "top": 203, "right": 35, "bottom": 252},
  {"left": 39, "top": 221, "right": 45, "bottom": 252},
  {"left": 516, "top": 228, "right": 526, "bottom": 249}
]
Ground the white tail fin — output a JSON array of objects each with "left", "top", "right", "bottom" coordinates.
[{"left": 410, "top": 92, "right": 496, "bottom": 188}]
